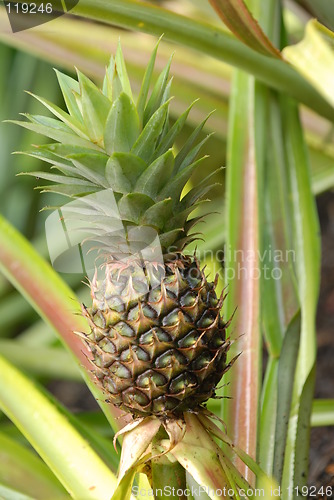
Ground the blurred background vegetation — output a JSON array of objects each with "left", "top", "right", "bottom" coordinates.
[{"left": 0, "top": 0, "right": 334, "bottom": 490}]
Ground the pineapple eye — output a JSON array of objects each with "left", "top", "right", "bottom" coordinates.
[
  {"left": 209, "top": 294, "right": 219, "bottom": 308},
  {"left": 162, "top": 308, "right": 180, "bottom": 326},
  {"left": 153, "top": 327, "right": 172, "bottom": 343},
  {"left": 92, "top": 311, "right": 106, "bottom": 328},
  {"left": 153, "top": 396, "right": 179, "bottom": 413},
  {"left": 191, "top": 352, "right": 213, "bottom": 370},
  {"left": 110, "top": 362, "right": 131, "bottom": 379},
  {"left": 178, "top": 330, "right": 199, "bottom": 348},
  {"left": 197, "top": 312, "right": 216, "bottom": 328},
  {"left": 139, "top": 330, "right": 154, "bottom": 345},
  {"left": 123, "top": 388, "right": 149, "bottom": 407},
  {"left": 180, "top": 292, "right": 197, "bottom": 307},
  {"left": 132, "top": 278, "right": 149, "bottom": 294},
  {"left": 139, "top": 328, "right": 171, "bottom": 344},
  {"left": 120, "top": 346, "right": 149, "bottom": 362},
  {"left": 184, "top": 265, "right": 202, "bottom": 287},
  {"left": 137, "top": 370, "right": 167, "bottom": 388},
  {"left": 103, "top": 377, "right": 119, "bottom": 394},
  {"left": 209, "top": 334, "right": 227, "bottom": 349},
  {"left": 155, "top": 349, "right": 187, "bottom": 368},
  {"left": 113, "top": 321, "right": 135, "bottom": 338},
  {"left": 127, "top": 304, "right": 156, "bottom": 321},
  {"left": 169, "top": 372, "right": 197, "bottom": 394},
  {"left": 105, "top": 296, "right": 125, "bottom": 312},
  {"left": 99, "top": 338, "right": 116, "bottom": 354},
  {"left": 148, "top": 288, "right": 162, "bottom": 303}
]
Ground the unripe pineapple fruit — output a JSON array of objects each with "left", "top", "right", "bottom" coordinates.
[
  {"left": 12, "top": 41, "right": 231, "bottom": 418},
  {"left": 84, "top": 255, "right": 229, "bottom": 416}
]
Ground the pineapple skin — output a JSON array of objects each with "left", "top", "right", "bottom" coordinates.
[{"left": 83, "top": 255, "right": 230, "bottom": 417}]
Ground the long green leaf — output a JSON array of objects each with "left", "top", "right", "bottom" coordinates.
[
  {"left": 0, "top": 431, "right": 67, "bottom": 499},
  {"left": 259, "top": 358, "right": 278, "bottom": 476},
  {"left": 115, "top": 41, "right": 133, "bottom": 100},
  {"left": 0, "top": 339, "right": 81, "bottom": 380},
  {"left": 0, "top": 484, "right": 35, "bottom": 500},
  {"left": 55, "top": 69, "right": 83, "bottom": 123},
  {"left": 0, "top": 214, "right": 88, "bottom": 361},
  {"left": 0, "top": 214, "right": 123, "bottom": 432},
  {"left": 221, "top": 0, "right": 271, "bottom": 463},
  {"left": 261, "top": 91, "right": 299, "bottom": 358},
  {"left": 36, "top": 388, "right": 120, "bottom": 473},
  {"left": 208, "top": 0, "right": 281, "bottom": 57},
  {"left": 6, "top": 119, "right": 102, "bottom": 151},
  {"left": 311, "top": 400, "right": 334, "bottom": 427},
  {"left": 26, "top": 91, "right": 88, "bottom": 138},
  {"left": 9, "top": 5, "right": 326, "bottom": 123},
  {"left": 280, "top": 100, "right": 321, "bottom": 497},
  {"left": 143, "top": 54, "right": 173, "bottom": 125},
  {"left": 136, "top": 36, "right": 161, "bottom": 124},
  {"left": 273, "top": 313, "right": 301, "bottom": 484},
  {"left": 222, "top": 69, "right": 262, "bottom": 479},
  {"left": 0, "top": 355, "right": 117, "bottom": 499},
  {"left": 77, "top": 69, "right": 111, "bottom": 146}
]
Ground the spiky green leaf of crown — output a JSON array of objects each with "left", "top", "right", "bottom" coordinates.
[{"left": 11, "top": 41, "right": 220, "bottom": 253}]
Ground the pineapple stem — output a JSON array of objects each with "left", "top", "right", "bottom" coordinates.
[{"left": 151, "top": 429, "right": 187, "bottom": 499}]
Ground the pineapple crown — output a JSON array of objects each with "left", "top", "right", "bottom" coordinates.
[{"left": 10, "top": 40, "right": 221, "bottom": 254}]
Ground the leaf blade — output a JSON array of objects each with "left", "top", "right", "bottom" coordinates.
[
  {"left": 208, "top": 0, "right": 281, "bottom": 58},
  {"left": 0, "top": 355, "right": 117, "bottom": 499},
  {"left": 104, "top": 92, "right": 140, "bottom": 155}
]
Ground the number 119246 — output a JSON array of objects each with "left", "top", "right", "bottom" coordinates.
[
  {"left": 6, "top": 3, "right": 53, "bottom": 14},
  {"left": 287, "top": 485, "right": 333, "bottom": 497}
]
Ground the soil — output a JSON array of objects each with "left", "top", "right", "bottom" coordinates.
[{"left": 310, "top": 192, "right": 334, "bottom": 499}]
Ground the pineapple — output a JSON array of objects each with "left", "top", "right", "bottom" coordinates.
[{"left": 12, "top": 41, "right": 232, "bottom": 419}]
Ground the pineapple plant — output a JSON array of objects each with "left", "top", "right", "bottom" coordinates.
[
  {"left": 0, "top": 0, "right": 326, "bottom": 494},
  {"left": 10, "top": 41, "right": 263, "bottom": 496},
  {"left": 13, "top": 41, "right": 233, "bottom": 418}
]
